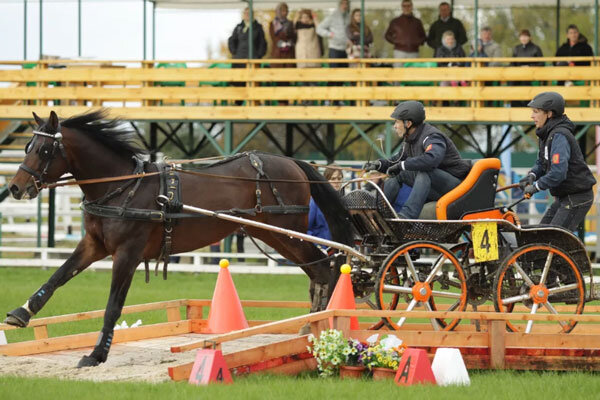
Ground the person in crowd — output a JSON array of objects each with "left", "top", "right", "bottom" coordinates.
[
  {"left": 228, "top": 7, "right": 267, "bottom": 61},
  {"left": 511, "top": 29, "right": 543, "bottom": 106},
  {"left": 480, "top": 26, "right": 502, "bottom": 65},
  {"left": 316, "top": 0, "right": 351, "bottom": 68},
  {"left": 468, "top": 38, "right": 487, "bottom": 58},
  {"left": 435, "top": 31, "right": 466, "bottom": 91},
  {"left": 384, "top": 0, "right": 426, "bottom": 67},
  {"left": 519, "top": 92, "right": 596, "bottom": 231},
  {"left": 556, "top": 24, "right": 594, "bottom": 67},
  {"left": 295, "top": 9, "right": 322, "bottom": 68},
  {"left": 512, "top": 29, "right": 543, "bottom": 65},
  {"left": 307, "top": 166, "right": 344, "bottom": 241},
  {"left": 269, "top": 2, "right": 296, "bottom": 66},
  {"left": 362, "top": 101, "right": 471, "bottom": 219},
  {"left": 427, "top": 2, "right": 467, "bottom": 54},
  {"left": 346, "top": 8, "right": 373, "bottom": 60}
]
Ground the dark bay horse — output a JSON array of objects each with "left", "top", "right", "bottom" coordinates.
[{"left": 5, "top": 110, "right": 353, "bottom": 367}]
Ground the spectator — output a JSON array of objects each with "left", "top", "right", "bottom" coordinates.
[
  {"left": 384, "top": 0, "right": 426, "bottom": 67},
  {"left": 316, "top": 0, "right": 351, "bottom": 68},
  {"left": 468, "top": 38, "right": 488, "bottom": 58},
  {"left": 511, "top": 29, "right": 543, "bottom": 107},
  {"left": 435, "top": 31, "right": 466, "bottom": 94},
  {"left": 228, "top": 7, "right": 267, "bottom": 61},
  {"left": 269, "top": 2, "right": 296, "bottom": 66},
  {"left": 346, "top": 8, "right": 373, "bottom": 60},
  {"left": 427, "top": 2, "right": 467, "bottom": 53},
  {"left": 480, "top": 26, "right": 502, "bottom": 65},
  {"left": 307, "top": 166, "right": 344, "bottom": 242},
  {"left": 555, "top": 24, "right": 593, "bottom": 67},
  {"left": 295, "top": 9, "right": 322, "bottom": 68},
  {"left": 435, "top": 31, "right": 466, "bottom": 67},
  {"left": 512, "top": 29, "right": 543, "bottom": 66}
]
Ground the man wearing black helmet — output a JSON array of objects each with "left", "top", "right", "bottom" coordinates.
[
  {"left": 519, "top": 91, "right": 596, "bottom": 231},
  {"left": 362, "top": 101, "right": 471, "bottom": 219}
]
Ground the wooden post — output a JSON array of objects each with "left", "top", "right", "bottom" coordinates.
[
  {"left": 488, "top": 320, "right": 506, "bottom": 369},
  {"left": 310, "top": 319, "right": 329, "bottom": 338},
  {"left": 186, "top": 305, "right": 203, "bottom": 320},
  {"left": 166, "top": 306, "right": 181, "bottom": 322},
  {"left": 332, "top": 316, "right": 351, "bottom": 337},
  {"left": 33, "top": 325, "right": 48, "bottom": 340}
]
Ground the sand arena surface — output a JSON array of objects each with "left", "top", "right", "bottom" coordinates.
[{"left": 0, "top": 333, "right": 297, "bottom": 383}]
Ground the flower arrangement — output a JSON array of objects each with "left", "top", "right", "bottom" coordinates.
[
  {"left": 307, "top": 329, "right": 348, "bottom": 377},
  {"left": 343, "top": 339, "right": 368, "bottom": 367},
  {"left": 363, "top": 334, "right": 407, "bottom": 371}
]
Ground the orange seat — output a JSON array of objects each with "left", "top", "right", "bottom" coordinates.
[{"left": 435, "top": 158, "right": 501, "bottom": 220}]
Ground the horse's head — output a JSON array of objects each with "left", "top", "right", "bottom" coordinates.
[{"left": 9, "top": 111, "right": 71, "bottom": 199}]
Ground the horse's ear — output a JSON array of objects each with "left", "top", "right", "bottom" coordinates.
[
  {"left": 48, "top": 111, "right": 59, "bottom": 132},
  {"left": 32, "top": 112, "right": 44, "bottom": 127}
]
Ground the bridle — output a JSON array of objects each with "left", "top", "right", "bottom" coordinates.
[{"left": 19, "top": 128, "right": 71, "bottom": 191}]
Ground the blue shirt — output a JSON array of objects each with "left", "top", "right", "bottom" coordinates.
[{"left": 307, "top": 198, "right": 331, "bottom": 241}]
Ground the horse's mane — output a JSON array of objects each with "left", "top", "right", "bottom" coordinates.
[{"left": 61, "top": 109, "right": 148, "bottom": 157}]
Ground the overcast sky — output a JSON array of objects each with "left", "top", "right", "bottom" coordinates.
[{"left": 0, "top": 1, "right": 241, "bottom": 60}]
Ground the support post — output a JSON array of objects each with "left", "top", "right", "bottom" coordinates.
[
  {"left": 78, "top": 0, "right": 82, "bottom": 57},
  {"left": 143, "top": 0, "right": 147, "bottom": 60},
  {"left": 224, "top": 121, "right": 233, "bottom": 155},
  {"left": 36, "top": 194, "right": 41, "bottom": 247},
  {"left": 473, "top": 0, "right": 479, "bottom": 57},
  {"left": 595, "top": 0, "right": 599, "bottom": 55},
  {"left": 488, "top": 320, "right": 506, "bottom": 369},
  {"left": 556, "top": 0, "right": 561, "bottom": 51},
  {"left": 23, "top": 0, "right": 27, "bottom": 59},
  {"left": 150, "top": 122, "right": 157, "bottom": 162},
  {"left": 360, "top": 0, "right": 365, "bottom": 58},
  {"left": 48, "top": 188, "right": 55, "bottom": 248},
  {"left": 152, "top": 0, "right": 156, "bottom": 60},
  {"left": 248, "top": 0, "right": 254, "bottom": 60},
  {"left": 285, "top": 123, "right": 294, "bottom": 156},
  {"left": 38, "top": 0, "right": 42, "bottom": 59}
]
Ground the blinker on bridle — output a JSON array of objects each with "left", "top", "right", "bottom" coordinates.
[{"left": 19, "top": 129, "right": 69, "bottom": 191}]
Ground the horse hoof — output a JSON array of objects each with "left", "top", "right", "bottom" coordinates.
[
  {"left": 298, "top": 323, "right": 311, "bottom": 336},
  {"left": 4, "top": 307, "right": 30, "bottom": 328},
  {"left": 77, "top": 355, "right": 100, "bottom": 368}
]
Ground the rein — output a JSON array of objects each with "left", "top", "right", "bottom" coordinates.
[{"left": 43, "top": 166, "right": 386, "bottom": 189}]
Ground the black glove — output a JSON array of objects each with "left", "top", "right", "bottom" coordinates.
[
  {"left": 362, "top": 160, "right": 381, "bottom": 172},
  {"left": 523, "top": 184, "right": 538, "bottom": 199},
  {"left": 519, "top": 173, "right": 535, "bottom": 190},
  {"left": 386, "top": 163, "right": 403, "bottom": 177}
]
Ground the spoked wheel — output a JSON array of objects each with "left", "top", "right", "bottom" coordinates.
[
  {"left": 375, "top": 241, "right": 468, "bottom": 331},
  {"left": 493, "top": 244, "right": 585, "bottom": 333}
]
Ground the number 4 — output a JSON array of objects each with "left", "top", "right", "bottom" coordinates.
[{"left": 480, "top": 229, "right": 491, "bottom": 252}]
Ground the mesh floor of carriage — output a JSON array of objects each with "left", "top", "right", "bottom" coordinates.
[{"left": 342, "top": 190, "right": 469, "bottom": 243}]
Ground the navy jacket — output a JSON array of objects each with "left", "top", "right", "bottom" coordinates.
[{"left": 307, "top": 198, "right": 331, "bottom": 241}]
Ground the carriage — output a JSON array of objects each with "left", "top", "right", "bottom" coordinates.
[
  {"left": 340, "top": 158, "right": 593, "bottom": 333},
  {"left": 5, "top": 111, "right": 595, "bottom": 367}
]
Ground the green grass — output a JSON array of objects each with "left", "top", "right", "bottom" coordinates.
[
  {"left": 1, "top": 268, "right": 600, "bottom": 398},
  {"left": 0, "top": 267, "right": 310, "bottom": 342},
  {"left": 1, "top": 371, "right": 599, "bottom": 399}
]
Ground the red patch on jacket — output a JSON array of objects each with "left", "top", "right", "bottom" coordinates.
[
  {"left": 552, "top": 153, "right": 560, "bottom": 164},
  {"left": 425, "top": 144, "right": 433, "bottom": 152}
]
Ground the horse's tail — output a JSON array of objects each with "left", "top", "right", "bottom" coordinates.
[{"left": 293, "top": 160, "right": 354, "bottom": 246}]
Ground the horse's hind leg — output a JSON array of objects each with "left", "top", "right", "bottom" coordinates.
[
  {"left": 251, "top": 231, "right": 333, "bottom": 312},
  {"left": 77, "top": 249, "right": 140, "bottom": 368},
  {"left": 4, "top": 234, "right": 107, "bottom": 327}
]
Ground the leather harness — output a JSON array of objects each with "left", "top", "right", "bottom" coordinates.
[{"left": 80, "top": 151, "right": 309, "bottom": 282}]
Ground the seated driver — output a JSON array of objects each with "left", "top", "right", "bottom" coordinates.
[{"left": 363, "top": 101, "right": 471, "bottom": 219}]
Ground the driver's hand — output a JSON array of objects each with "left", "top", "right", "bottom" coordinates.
[{"left": 362, "top": 160, "right": 381, "bottom": 172}]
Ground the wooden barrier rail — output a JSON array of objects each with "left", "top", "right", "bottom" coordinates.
[{"left": 0, "top": 57, "right": 598, "bottom": 123}]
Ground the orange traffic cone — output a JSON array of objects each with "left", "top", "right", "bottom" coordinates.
[
  {"left": 206, "top": 259, "right": 249, "bottom": 333},
  {"left": 326, "top": 264, "right": 359, "bottom": 329}
]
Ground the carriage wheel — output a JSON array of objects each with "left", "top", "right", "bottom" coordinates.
[
  {"left": 375, "top": 241, "right": 468, "bottom": 331},
  {"left": 493, "top": 244, "right": 585, "bottom": 333}
]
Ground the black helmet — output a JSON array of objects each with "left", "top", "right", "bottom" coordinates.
[
  {"left": 527, "top": 92, "right": 565, "bottom": 116},
  {"left": 390, "top": 101, "right": 426, "bottom": 125}
]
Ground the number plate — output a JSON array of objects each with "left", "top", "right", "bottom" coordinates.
[{"left": 471, "top": 222, "right": 499, "bottom": 262}]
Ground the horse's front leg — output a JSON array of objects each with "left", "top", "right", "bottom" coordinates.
[
  {"left": 77, "top": 250, "right": 140, "bottom": 368},
  {"left": 4, "top": 234, "right": 107, "bottom": 327}
]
